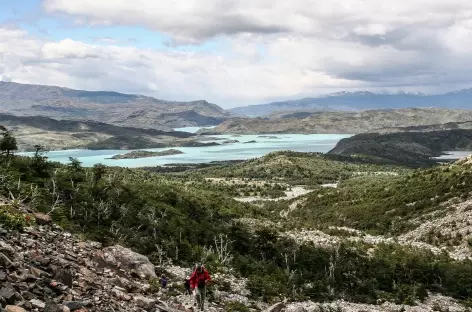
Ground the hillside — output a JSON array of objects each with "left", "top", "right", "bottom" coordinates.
[
  {"left": 0, "top": 114, "right": 209, "bottom": 151},
  {"left": 0, "top": 81, "right": 231, "bottom": 130},
  {"left": 3, "top": 128, "right": 472, "bottom": 310},
  {"left": 205, "top": 108, "right": 472, "bottom": 135},
  {"left": 230, "top": 89, "right": 472, "bottom": 117},
  {"left": 329, "top": 129, "right": 472, "bottom": 167}
]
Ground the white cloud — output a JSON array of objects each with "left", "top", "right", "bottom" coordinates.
[{"left": 3, "top": 1, "right": 472, "bottom": 106}]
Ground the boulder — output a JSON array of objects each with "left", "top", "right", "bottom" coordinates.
[
  {"left": 97, "top": 245, "right": 157, "bottom": 279},
  {"left": 264, "top": 303, "right": 286, "bottom": 312},
  {"left": 33, "top": 212, "right": 52, "bottom": 225},
  {"left": 133, "top": 295, "right": 156, "bottom": 311}
]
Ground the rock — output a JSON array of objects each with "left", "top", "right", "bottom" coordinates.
[
  {"left": 286, "top": 307, "right": 307, "bottom": 312},
  {"left": 110, "top": 276, "right": 133, "bottom": 290},
  {"left": 33, "top": 212, "right": 52, "bottom": 225},
  {"left": 30, "top": 299, "right": 46, "bottom": 309},
  {"left": 63, "top": 301, "right": 87, "bottom": 311},
  {"left": 29, "top": 266, "right": 45, "bottom": 278},
  {"left": 5, "top": 306, "right": 26, "bottom": 312},
  {"left": 20, "top": 291, "right": 34, "bottom": 300},
  {"left": 264, "top": 303, "right": 286, "bottom": 312},
  {"left": 0, "top": 253, "right": 13, "bottom": 268},
  {"left": 0, "top": 241, "right": 15, "bottom": 258},
  {"left": 134, "top": 295, "right": 156, "bottom": 310},
  {"left": 55, "top": 268, "right": 73, "bottom": 288},
  {"left": 98, "top": 245, "right": 157, "bottom": 279},
  {"left": 0, "top": 271, "right": 6, "bottom": 281},
  {"left": 0, "top": 285, "right": 21, "bottom": 304}
]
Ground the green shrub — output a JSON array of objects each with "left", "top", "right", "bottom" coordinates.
[
  {"left": 0, "top": 207, "right": 34, "bottom": 231},
  {"left": 224, "top": 301, "right": 250, "bottom": 312}
]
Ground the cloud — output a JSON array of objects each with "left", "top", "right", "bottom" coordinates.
[
  {"left": 42, "top": 0, "right": 472, "bottom": 44},
  {"left": 4, "top": 0, "right": 472, "bottom": 106}
]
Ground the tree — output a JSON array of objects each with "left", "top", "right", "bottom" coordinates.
[{"left": 0, "top": 130, "right": 18, "bottom": 157}]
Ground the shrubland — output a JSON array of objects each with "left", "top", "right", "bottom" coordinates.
[{"left": 2, "top": 128, "right": 472, "bottom": 307}]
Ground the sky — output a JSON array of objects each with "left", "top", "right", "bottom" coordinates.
[{"left": 1, "top": 1, "right": 472, "bottom": 108}]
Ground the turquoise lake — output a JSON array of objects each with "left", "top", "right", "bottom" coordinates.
[{"left": 21, "top": 132, "right": 352, "bottom": 168}]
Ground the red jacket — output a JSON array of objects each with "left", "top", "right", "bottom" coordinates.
[{"left": 189, "top": 268, "right": 211, "bottom": 289}]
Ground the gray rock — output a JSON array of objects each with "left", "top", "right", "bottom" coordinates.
[
  {"left": 98, "top": 245, "right": 157, "bottom": 279},
  {"left": 264, "top": 303, "right": 286, "bottom": 312},
  {"left": 0, "top": 241, "right": 15, "bottom": 258},
  {"left": 286, "top": 307, "right": 307, "bottom": 312},
  {"left": 63, "top": 301, "right": 87, "bottom": 311},
  {"left": 30, "top": 299, "right": 46, "bottom": 309},
  {"left": 55, "top": 268, "right": 73, "bottom": 288},
  {"left": 134, "top": 295, "right": 156, "bottom": 311},
  {"left": 44, "top": 301, "right": 63, "bottom": 312},
  {"left": 0, "top": 285, "right": 21, "bottom": 304},
  {"left": 0, "top": 253, "right": 13, "bottom": 268}
]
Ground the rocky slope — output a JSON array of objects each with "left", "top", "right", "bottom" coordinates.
[
  {"left": 2, "top": 206, "right": 470, "bottom": 312},
  {"left": 205, "top": 109, "right": 472, "bottom": 135},
  {"left": 230, "top": 89, "right": 472, "bottom": 117},
  {"left": 0, "top": 208, "right": 257, "bottom": 312},
  {"left": 0, "top": 82, "right": 231, "bottom": 130},
  {"left": 328, "top": 129, "right": 472, "bottom": 166}
]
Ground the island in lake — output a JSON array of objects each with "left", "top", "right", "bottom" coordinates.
[{"left": 110, "top": 149, "right": 184, "bottom": 160}]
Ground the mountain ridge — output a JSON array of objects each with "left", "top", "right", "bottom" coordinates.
[
  {"left": 206, "top": 108, "right": 472, "bottom": 135},
  {"left": 0, "top": 81, "right": 231, "bottom": 130},
  {"left": 230, "top": 89, "right": 472, "bottom": 116}
]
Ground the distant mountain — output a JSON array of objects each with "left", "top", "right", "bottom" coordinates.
[
  {"left": 204, "top": 108, "right": 472, "bottom": 135},
  {"left": 0, "top": 81, "right": 231, "bottom": 130},
  {"left": 230, "top": 89, "right": 472, "bottom": 117}
]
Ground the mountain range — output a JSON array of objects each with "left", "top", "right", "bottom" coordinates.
[
  {"left": 230, "top": 90, "right": 472, "bottom": 116},
  {"left": 204, "top": 108, "right": 472, "bottom": 134},
  {"left": 0, "top": 81, "right": 231, "bottom": 130}
]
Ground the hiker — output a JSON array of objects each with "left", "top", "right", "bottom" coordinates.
[
  {"left": 159, "top": 274, "right": 168, "bottom": 288},
  {"left": 184, "top": 276, "right": 192, "bottom": 295},
  {"left": 189, "top": 264, "right": 211, "bottom": 311}
]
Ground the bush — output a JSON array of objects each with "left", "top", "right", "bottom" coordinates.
[
  {"left": 224, "top": 301, "right": 250, "bottom": 312},
  {"left": 0, "top": 207, "right": 34, "bottom": 231}
]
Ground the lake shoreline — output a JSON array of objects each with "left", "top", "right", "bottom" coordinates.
[{"left": 19, "top": 132, "right": 353, "bottom": 168}]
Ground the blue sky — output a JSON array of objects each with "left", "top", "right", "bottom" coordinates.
[
  {"left": 0, "top": 0, "right": 472, "bottom": 107},
  {"left": 0, "top": 0, "right": 219, "bottom": 52}
]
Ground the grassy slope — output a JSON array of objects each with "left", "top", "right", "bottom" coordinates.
[
  {"left": 288, "top": 159, "right": 472, "bottom": 235},
  {"left": 183, "top": 151, "right": 405, "bottom": 185}
]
